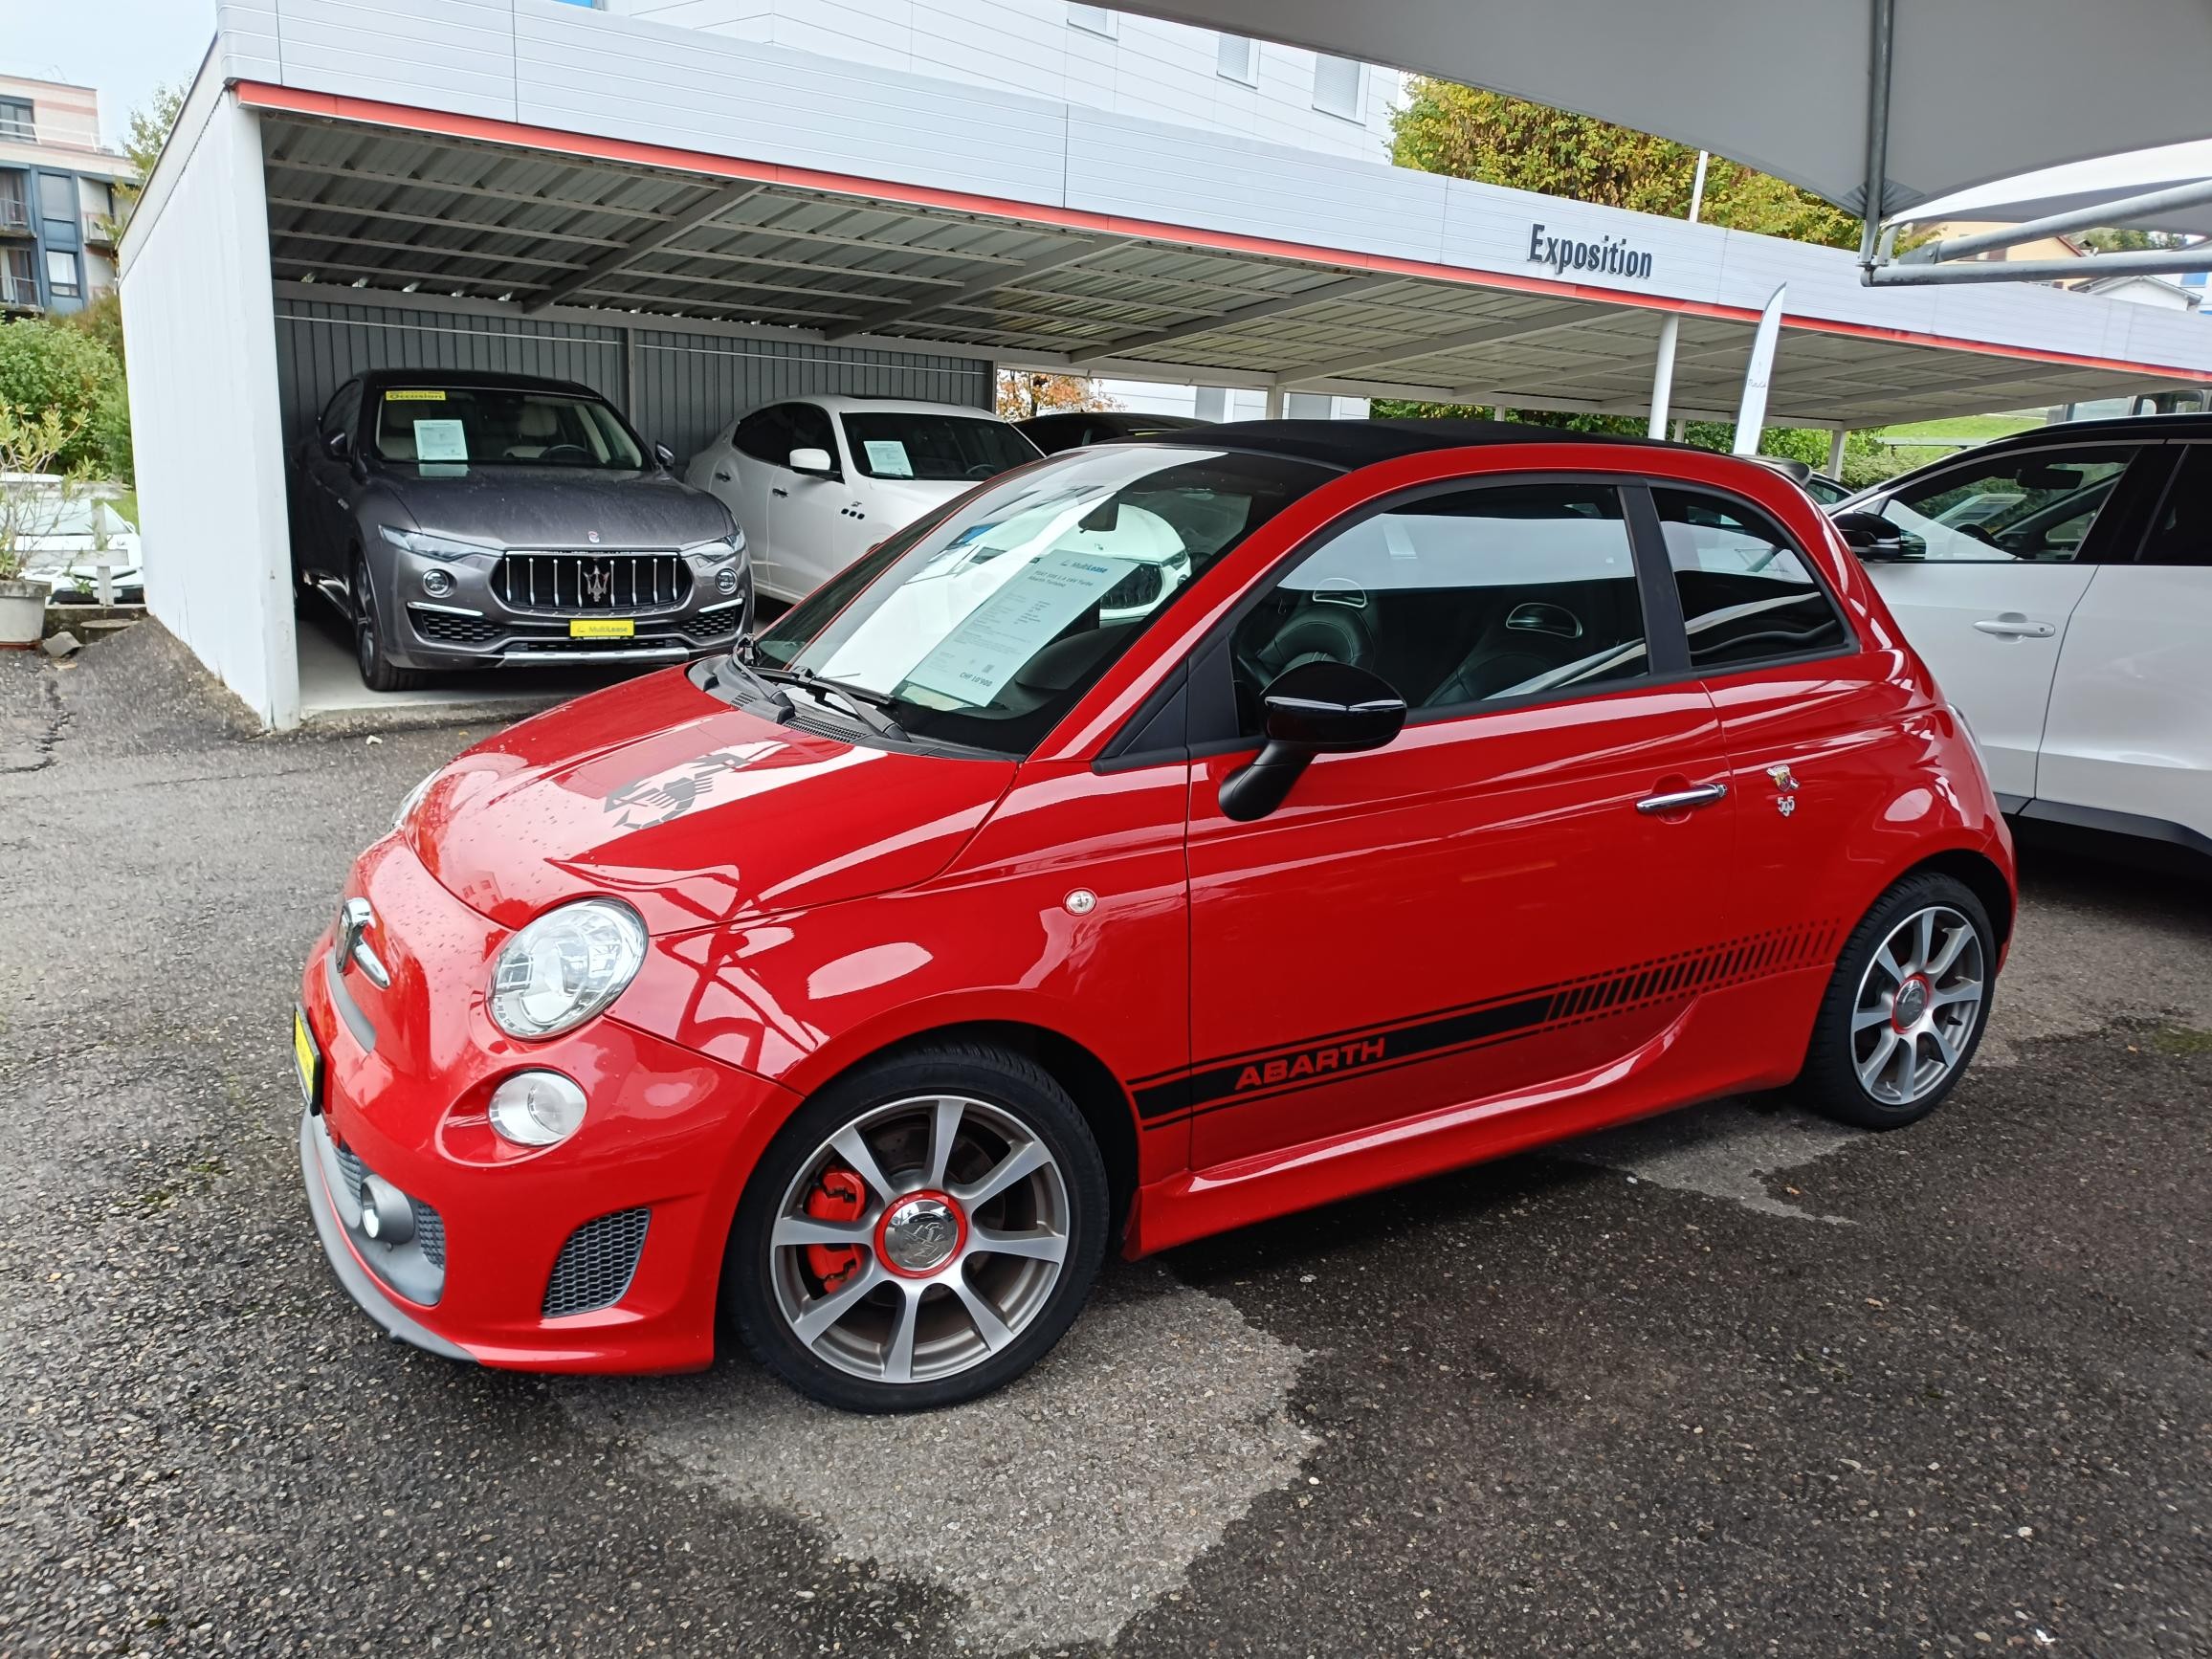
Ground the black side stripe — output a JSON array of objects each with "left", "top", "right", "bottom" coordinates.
[{"left": 1129, "top": 919, "right": 1841, "bottom": 1129}]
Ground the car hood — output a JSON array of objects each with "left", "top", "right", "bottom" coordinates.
[
  {"left": 367, "top": 465, "right": 735, "bottom": 549},
  {"left": 404, "top": 668, "right": 1016, "bottom": 935}
]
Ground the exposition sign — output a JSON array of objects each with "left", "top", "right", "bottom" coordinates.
[{"left": 1528, "top": 224, "right": 1654, "bottom": 282}]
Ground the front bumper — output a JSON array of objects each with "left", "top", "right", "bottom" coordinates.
[
  {"left": 297, "top": 836, "right": 801, "bottom": 1372},
  {"left": 374, "top": 541, "right": 754, "bottom": 672}
]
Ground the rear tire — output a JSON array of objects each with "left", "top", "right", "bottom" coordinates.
[
  {"left": 1801, "top": 873, "right": 1996, "bottom": 1130},
  {"left": 724, "top": 1042, "right": 1110, "bottom": 1413},
  {"left": 352, "top": 552, "right": 422, "bottom": 693}
]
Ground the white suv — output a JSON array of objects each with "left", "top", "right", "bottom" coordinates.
[
  {"left": 1836, "top": 416, "right": 2212, "bottom": 866},
  {"left": 685, "top": 397, "right": 1040, "bottom": 603}
]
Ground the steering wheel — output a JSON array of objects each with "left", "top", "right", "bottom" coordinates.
[
  {"left": 1958, "top": 521, "right": 2004, "bottom": 549},
  {"left": 534, "top": 443, "right": 590, "bottom": 464},
  {"left": 963, "top": 462, "right": 1001, "bottom": 480}
]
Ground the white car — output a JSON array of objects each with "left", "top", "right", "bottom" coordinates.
[
  {"left": 685, "top": 396, "right": 1041, "bottom": 604},
  {"left": 1834, "top": 415, "right": 2211, "bottom": 865},
  {"left": 10, "top": 493, "right": 144, "bottom": 604}
]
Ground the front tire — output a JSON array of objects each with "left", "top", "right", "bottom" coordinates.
[
  {"left": 352, "top": 552, "right": 422, "bottom": 693},
  {"left": 1801, "top": 873, "right": 1996, "bottom": 1129},
  {"left": 724, "top": 1042, "right": 1111, "bottom": 1413}
]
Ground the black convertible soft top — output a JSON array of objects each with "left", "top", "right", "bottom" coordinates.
[{"left": 1137, "top": 417, "right": 1708, "bottom": 473}]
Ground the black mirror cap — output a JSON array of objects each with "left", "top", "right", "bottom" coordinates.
[
  {"left": 1832, "top": 510, "right": 1913, "bottom": 561},
  {"left": 324, "top": 429, "right": 351, "bottom": 460},
  {"left": 1260, "top": 659, "right": 1408, "bottom": 753}
]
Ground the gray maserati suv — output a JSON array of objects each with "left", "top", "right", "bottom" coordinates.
[{"left": 288, "top": 370, "right": 752, "bottom": 691}]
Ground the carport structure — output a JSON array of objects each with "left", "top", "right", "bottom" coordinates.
[{"left": 123, "top": 1, "right": 2212, "bottom": 729}]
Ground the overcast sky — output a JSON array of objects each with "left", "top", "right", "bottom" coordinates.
[{"left": 7, "top": 0, "right": 219, "bottom": 146}]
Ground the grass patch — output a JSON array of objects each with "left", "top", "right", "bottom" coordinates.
[
  {"left": 2149, "top": 1027, "right": 2212, "bottom": 1056},
  {"left": 1872, "top": 413, "right": 2046, "bottom": 447}
]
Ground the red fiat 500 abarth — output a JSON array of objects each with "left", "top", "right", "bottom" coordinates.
[{"left": 295, "top": 422, "right": 2014, "bottom": 1411}]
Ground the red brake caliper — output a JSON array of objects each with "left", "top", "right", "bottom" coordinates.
[{"left": 803, "top": 1169, "right": 867, "bottom": 1292}]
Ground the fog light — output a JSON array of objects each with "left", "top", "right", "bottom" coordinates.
[
  {"left": 359, "top": 1174, "right": 416, "bottom": 1244},
  {"left": 489, "top": 1071, "right": 588, "bottom": 1148},
  {"left": 421, "top": 567, "right": 455, "bottom": 598},
  {"left": 715, "top": 565, "right": 740, "bottom": 596}
]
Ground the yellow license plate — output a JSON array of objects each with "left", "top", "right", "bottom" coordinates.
[
  {"left": 570, "top": 617, "right": 635, "bottom": 639},
  {"left": 293, "top": 1006, "right": 322, "bottom": 1111}
]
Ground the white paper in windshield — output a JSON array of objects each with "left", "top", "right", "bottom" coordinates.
[
  {"left": 412, "top": 419, "right": 469, "bottom": 462},
  {"left": 863, "top": 439, "right": 914, "bottom": 478},
  {"left": 903, "top": 548, "right": 1135, "bottom": 707}
]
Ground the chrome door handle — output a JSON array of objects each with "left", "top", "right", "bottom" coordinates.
[
  {"left": 713, "top": 469, "right": 732, "bottom": 482},
  {"left": 771, "top": 486, "right": 788, "bottom": 498},
  {"left": 1974, "top": 615, "right": 2056, "bottom": 638},
  {"left": 1636, "top": 783, "right": 1729, "bottom": 815}
]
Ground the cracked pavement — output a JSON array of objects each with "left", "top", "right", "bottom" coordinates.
[{"left": 2, "top": 626, "right": 2206, "bottom": 1656}]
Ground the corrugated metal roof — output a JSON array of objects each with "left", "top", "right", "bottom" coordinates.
[{"left": 256, "top": 112, "right": 2206, "bottom": 427}]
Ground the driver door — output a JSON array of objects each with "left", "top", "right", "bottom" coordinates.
[
  {"left": 1856, "top": 440, "right": 2149, "bottom": 803},
  {"left": 776, "top": 402, "right": 869, "bottom": 600},
  {"left": 1181, "top": 480, "right": 1737, "bottom": 1171}
]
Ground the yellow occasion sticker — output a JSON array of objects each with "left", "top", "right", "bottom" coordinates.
[{"left": 384, "top": 389, "right": 447, "bottom": 401}]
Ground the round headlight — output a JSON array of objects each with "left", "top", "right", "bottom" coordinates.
[
  {"left": 488, "top": 900, "right": 647, "bottom": 1039},
  {"left": 488, "top": 1071, "right": 589, "bottom": 1147}
]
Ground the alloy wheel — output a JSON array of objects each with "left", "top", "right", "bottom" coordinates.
[
  {"left": 1849, "top": 904, "right": 1985, "bottom": 1107},
  {"left": 767, "top": 1095, "right": 1071, "bottom": 1385}
]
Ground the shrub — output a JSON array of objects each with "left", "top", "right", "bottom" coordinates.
[{"left": 0, "top": 317, "right": 130, "bottom": 481}]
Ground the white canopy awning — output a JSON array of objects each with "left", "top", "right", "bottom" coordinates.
[
  {"left": 1118, "top": 0, "right": 2212, "bottom": 221},
  {"left": 1903, "top": 140, "right": 2212, "bottom": 238}
]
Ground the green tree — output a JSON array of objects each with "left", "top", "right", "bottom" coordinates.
[
  {"left": 109, "top": 82, "right": 186, "bottom": 232},
  {"left": 0, "top": 319, "right": 131, "bottom": 480},
  {"left": 1389, "top": 77, "right": 1860, "bottom": 250}
]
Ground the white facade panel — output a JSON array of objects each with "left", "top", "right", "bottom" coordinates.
[
  {"left": 120, "top": 91, "right": 298, "bottom": 729},
  {"left": 276, "top": 0, "right": 520, "bottom": 122},
  {"left": 517, "top": 3, "right": 1072, "bottom": 206},
  {"left": 215, "top": 3, "right": 285, "bottom": 82},
  {"left": 1065, "top": 109, "right": 1447, "bottom": 265}
]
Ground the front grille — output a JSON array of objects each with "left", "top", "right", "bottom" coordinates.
[
  {"left": 409, "top": 608, "right": 505, "bottom": 647},
  {"left": 334, "top": 1142, "right": 366, "bottom": 1194},
  {"left": 495, "top": 552, "right": 689, "bottom": 614},
  {"left": 680, "top": 611, "right": 745, "bottom": 646},
  {"left": 543, "top": 1206, "right": 650, "bottom": 1317},
  {"left": 1099, "top": 564, "right": 1166, "bottom": 610}
]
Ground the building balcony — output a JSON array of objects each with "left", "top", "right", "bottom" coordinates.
[
  {"left": 0, "top": 275, "right": 40, "bottom": 311},
  {"left": 0, "top": 204, "right": 30, "bottom": 237}
]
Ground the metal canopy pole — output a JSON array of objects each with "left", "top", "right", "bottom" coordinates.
[
  {"left": 1858, "top": 0, "right": 1896, "bottom": 269},
  {"left": 1894, "top": 177, "right": 2212, "bottom": 266},
  {"left": 1869, "top": 246, "right": 2212, "bottom": 284},
  {"left": 1648, "top": 149, "right": 1709, "bottom": 437}
]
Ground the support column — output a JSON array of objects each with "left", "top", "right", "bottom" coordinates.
[
  {"left": 1263, "top": 385, "right": 1286, "bottom": 420},
  {"left": 1647, "top": 315, "right": 1681, "bottom": 438},
  {"left": 1826, "top": 427, "right": 1848, "bottom": 476}
]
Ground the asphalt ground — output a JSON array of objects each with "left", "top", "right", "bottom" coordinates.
[{"left": 2, "top": 625, "right": 2206, "bottom": 1657}]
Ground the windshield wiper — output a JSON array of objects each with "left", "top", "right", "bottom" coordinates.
[
  {"left": 754, "top": 667, "right": 910, "bottom": 742},
  {"left": 712, "top": 653, "right": 796, "bottom": 721}
]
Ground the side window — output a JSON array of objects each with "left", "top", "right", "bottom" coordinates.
[
  {"left": 1880, "top": 445, "right": 2137, "bottom": 563},
  {"left": 1654, "top": 489, "right": 1849, "bottom": 670},
  {"left": 786, "top": 402, "right": 838, "bottom": 463},
  {"left": 732, "top": 406, "right": 794, "bottom": 465},
  {"left": 1231, "top": 483, "right": 1647, "bottom": 732},
  {"left": 318, "top": 382, "right": 361, "bottom": 443},
  {"left": 2138, "top": 444, "right": 2212, "bottom": 567}
]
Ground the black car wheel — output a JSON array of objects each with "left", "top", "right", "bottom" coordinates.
[
  {"left": 352, "top": 552, "right": 422, "bottom": 693},
  {"left": 1800, "top": 872, "right": 1996, "bottom": 1130},
  {"left": 723, "top": 1041, "right": 1110, "bottom": 1413}
]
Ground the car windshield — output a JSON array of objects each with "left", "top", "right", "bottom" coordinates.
[
  {"left": 370, "top": 387, "right": 644, "bottom": 470},
  {"left": 751, "top": 445, "right": 1335, "bottom": 755},
  {"left": 839, "top": 411, "right": 1037, "bottom": 482}
]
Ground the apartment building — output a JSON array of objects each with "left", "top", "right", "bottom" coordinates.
[{"left": 0, "top": 75, "right": 138, "bottom": 315}]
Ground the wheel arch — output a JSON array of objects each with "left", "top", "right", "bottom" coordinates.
[
  {"left": 1900, "top": 846, "right": 2016, "bottom": 954},
  {"left": 787, "top": 1018, "right": 1141, "bottom": 1236}
]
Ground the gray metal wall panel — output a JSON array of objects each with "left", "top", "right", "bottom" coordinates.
[
  {"left": 632, "top": 330, "right": 990, "bottom": 458},
  {"left": 274, "top": 298, "right": 991, "bottom": 461}
]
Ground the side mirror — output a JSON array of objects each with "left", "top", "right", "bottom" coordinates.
[
  {"left": 324, "top": 430, "right": 351, "bottom": 460},
  {"left": 653, "top": 442, "right": 676, "bottom": 470},
  {"left": 1832, "top": 510, "right": 1914, "bottom": 561},
  {"left": 1218, "top": 660, "right": 1406, "bottom": 823},
  {"left": 788, "top": 447, "right": 838, "bottom": 478}
]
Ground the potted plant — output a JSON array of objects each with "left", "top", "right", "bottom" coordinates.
[{"left": 0, "top": 405, "right": 86, "bottom": 648}]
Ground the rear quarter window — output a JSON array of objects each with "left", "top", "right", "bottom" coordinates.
[{"left": 1653, "top": 488, "right": 1851, "bottom": 671}]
